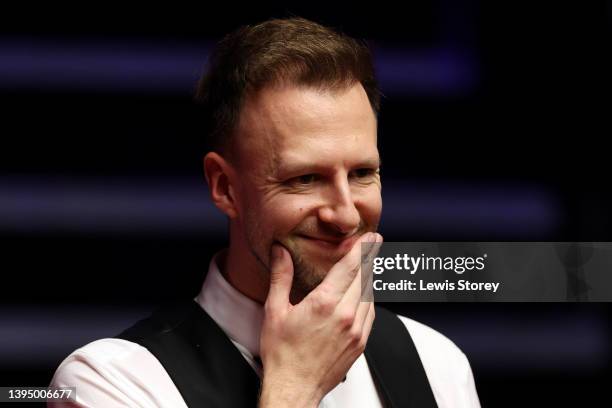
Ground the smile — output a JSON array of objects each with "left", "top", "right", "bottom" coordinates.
[{"left": 297, "top": 233, "right": 361, "bottom": 255}]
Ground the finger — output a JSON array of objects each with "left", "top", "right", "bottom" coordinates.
[
  {"left": 360, "top": 236, "right": 383, "bottom": 301},
  {"left": 359, "top": 303, "right": 376, "bottom": 344},
  {"left": 338, "top": 234, "right": 383, "bottom": 309},
  {"left": 337, "top": 257, "right": 364, "bottom": 311},
  {"left": 338, "top": 303, "right": 375, "bottom": 363},
  {"left": 317, "top": 232, "right": 378, "bottom": 299},
  {"left": 352, "top": 300, "right": 372, "bottom": 333},
  {"left": 265, "top": 244, "right": 294, "bottom": 311},
  {"left": 361, "top": 237, "right": 383, "bottom": 274}
]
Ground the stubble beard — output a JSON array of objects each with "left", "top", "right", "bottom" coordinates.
[
  {"left": 244, "top": 209, "right": 374, "bottom": 302},
  {"left": 283, "top": 239, "right": 336, "bottom": 298},
  {"left": 244, "top": 217, "right": 334, "bottom": 300}
]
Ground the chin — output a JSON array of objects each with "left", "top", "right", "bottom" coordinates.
[
  {"left": 282, "top": 240, "right": 343, "bottom": 283},
  {"left": 302, "top": 250, "right": 342, "bottom": 270},
  {"left": 291, "top": 255, "right": 334, "bottom": 289}
]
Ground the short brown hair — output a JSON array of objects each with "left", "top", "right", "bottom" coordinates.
[{"left": 195, "top": 17, "right": 380, "bottom": 154}]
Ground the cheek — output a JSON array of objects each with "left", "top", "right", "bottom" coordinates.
[
  {"left": 357, "top": 188, "right": 383, "bottom": 224},
  {"left": 260, "top": 197, "right": 310, "bottom": 234}
]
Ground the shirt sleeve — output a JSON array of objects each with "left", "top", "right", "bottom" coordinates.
[
  {"left": 48, "top": 338, "right": 187, "bottom": 408},
  {"left": 397, "top": 315, "right": 481, "bottom": 408}
]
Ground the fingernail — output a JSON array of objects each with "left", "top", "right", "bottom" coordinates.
[{"left": 364, "top": 232, "right": 376, "bottom": 242}]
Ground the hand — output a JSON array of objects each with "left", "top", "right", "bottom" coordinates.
[{"left": 258, "top": 232, "right": 383, "bottom": 408}]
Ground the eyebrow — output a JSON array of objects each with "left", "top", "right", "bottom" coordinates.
[
  {"left": 274, "top": 156, "right": 382, "bottom": 177},
  {"left": 356, "top": 157, "right": 382, "bottom": 169}
]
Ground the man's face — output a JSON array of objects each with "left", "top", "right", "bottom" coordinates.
[{"left": 231, "top": 83, "right": 382, "bottom": 297}]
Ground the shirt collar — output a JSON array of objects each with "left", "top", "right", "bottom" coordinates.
[{"left": 195, "top": 251, "right": 264, "bottom": 358}]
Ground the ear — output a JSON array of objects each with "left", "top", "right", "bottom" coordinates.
[{"left": 203, "top": 152, "right": 239, "bottom": 219}]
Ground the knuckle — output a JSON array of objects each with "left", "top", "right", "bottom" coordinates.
[
  {"left": 268, "top": 271, "right": 284, "bottom": 285},
  {"left": 348, "top": 262, "right": 361, "bottom": 279},
  {"left": 349, "top": 327, "right": 362, "bottom": 343},
  {"left": 357, "top": 335, "right": 368, "bottom": 351},
  {"left": 338, "top": 310, "right": 356, "bottom": 329},
  {"left": 311, "top": 290, "right": 336, "bottom": 316}
]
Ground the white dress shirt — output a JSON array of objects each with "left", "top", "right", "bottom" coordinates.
[{"left": 50, "top": 254, "right": 481, "bottom": 408}]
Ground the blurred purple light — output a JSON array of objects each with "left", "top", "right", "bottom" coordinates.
[
  {"left": 0, "top": 38, "right": 476, "bottom": 95},
  {"left": 0, "top": 176, "right": 559, "bottom": 236},
  {"left": 424, "top": 312, "right": 611, "bottom": 372},
  {"left": 381, "top": 182, "right": 561, "bottom": 236},
  {"left": 0, "top": 306, "right": 608, "bottom": 371},
  {"left": 375, "top": 48, "right": 477, "bottom": 95},
  {"left": 0, "top": 306, "right": 153, "bottom": 365},
  {"left": 0, "top": 39, "right": 209, "bottom": 93}
]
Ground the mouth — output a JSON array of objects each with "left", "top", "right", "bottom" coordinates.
[{"left": 296, "top": 233, "right": 361, "bottom": 255}]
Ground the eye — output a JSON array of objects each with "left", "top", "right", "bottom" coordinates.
[
  {"left": 290, "top": 174, "right": 319, "bottom": 186},
  {"left": 350, "top": 168, "right": 378, "bottom": 178}
]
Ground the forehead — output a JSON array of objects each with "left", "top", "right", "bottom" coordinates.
[{"left": 235, "top": 83, "right": 379, "bottom": 173}]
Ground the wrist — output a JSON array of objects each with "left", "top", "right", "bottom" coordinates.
[{"left": 259, "top": 375, "right": 323, "bottom": 408}]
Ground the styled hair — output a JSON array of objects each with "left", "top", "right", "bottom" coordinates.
[{"left": 195, "top": 17, "right": 380, "bottom": 154}]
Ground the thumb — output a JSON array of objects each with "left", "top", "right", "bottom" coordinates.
[{"left": 266, "top": 244, "right": 294, "bottom": 311}]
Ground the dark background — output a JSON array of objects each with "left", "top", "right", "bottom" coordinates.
[{"left": 1, "top": 1, "right": 610, "bottom": 406}]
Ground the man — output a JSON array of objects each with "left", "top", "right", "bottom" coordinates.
[{"left": 50, "top": 18, "right": 480, "bottom": 407}]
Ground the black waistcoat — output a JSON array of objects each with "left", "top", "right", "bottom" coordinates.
[{"left": 117, "top": 301, "right": 437, "bottom": 408}]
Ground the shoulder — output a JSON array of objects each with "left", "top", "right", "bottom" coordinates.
[
  {"left": 396, "top": 314, "right": 466, "bottom": 362},
  {"left": 395, "top": 314, "right": 481, "bottom": 408},
  {"left": 50, "top": 338, "right": 186, "bottom": 408},
  {"left": 54, "top": 337, "right": 146, "bottom": 368},
  {"left": 396, "top": 313, "right": 471, "bottom": 375}
]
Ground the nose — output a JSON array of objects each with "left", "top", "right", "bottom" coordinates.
[{"left": 317, "top": 176, "right": 361, "bottom": 235}]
